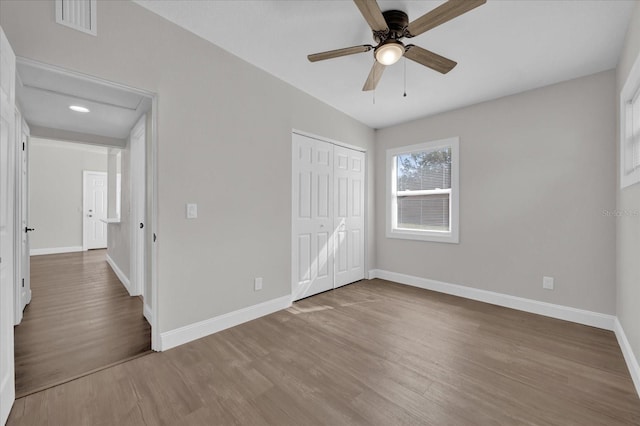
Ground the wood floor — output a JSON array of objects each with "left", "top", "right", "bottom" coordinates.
[
  {"left": 9, "top": 279, "right": 640, "bottom": 425},
  {"left": 14, "top": 249, "right": 151, "bottom": 398}
]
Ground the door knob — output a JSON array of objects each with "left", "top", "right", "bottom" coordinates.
[{"left": 25, "top": 227, "right": 35, "bottom": 233}]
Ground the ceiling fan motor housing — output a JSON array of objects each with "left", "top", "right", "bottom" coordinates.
[{"left": 375, "top": 10, "right": 409, "bottom": 43}]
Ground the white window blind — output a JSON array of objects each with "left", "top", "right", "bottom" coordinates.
[{"left": 396, "top": 148, "right": 451, "bottom": 232}]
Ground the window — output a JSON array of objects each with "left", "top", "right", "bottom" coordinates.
[
  {"left": 386, "top": 137, "right": 459, "bottom": 243},
  {"left": 620, "top": 54, "right": 640, "bottom": 189}
]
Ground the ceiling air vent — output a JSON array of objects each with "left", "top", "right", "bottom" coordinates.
[{"left": 55, "top": 0, "right": 97, "bottom": 36}]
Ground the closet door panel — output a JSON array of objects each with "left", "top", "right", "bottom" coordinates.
[{"left": 292, "top": 134, "right": 334, "bottom": 300}]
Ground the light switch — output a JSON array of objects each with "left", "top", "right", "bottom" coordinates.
[{"left": 186, "top": 203, "right": 198, "bottom": 219}]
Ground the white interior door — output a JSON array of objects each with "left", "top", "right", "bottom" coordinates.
[
  {"left": 0, "top": 24, "right": 16, "bottom": 425},
  {"left": 83, "top": 171, "right": 108, "bottom": 250},
  {"left": 292, "top": 133, "right": 334, "bottom": 300},
  {"left": 130, "top": 115, "right": 145, "bottom": 298},
  {"left": 14, "top": 112, "right": 30, "bottom": 325},
  {"left": 334, "top": 145, "right": 365, "bottom": 287}
]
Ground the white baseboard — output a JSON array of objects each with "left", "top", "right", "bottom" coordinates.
[
  {"left": 30, "top": 246, "right": 83, "bottom": 256},
  {"left": 160, "top": 295, "right": 292, "bottom": 351},
  {"left": 105, "top": 254, "right": 133, "bottom": 296},
  {"left": 143, "top": 303, "right": 153, "bottom": 325},
  {"left": 369, "top": 269, "right": 616, "bottom": 331},
  {"left": 614, "top": 318, "right": 640, "bottom": 397},
  {"left": 0, "top": 373, "right": 14, "bottom": 426}
]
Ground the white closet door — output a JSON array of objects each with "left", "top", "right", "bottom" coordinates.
[
  {"left": 334, "top": 145, "right": 365, "bottom": 288},
  {"left": 83, "top": 171, "right": 108, "bottom": 249},
  {"left": 292, "top": 133, "right": 334, "bottom": 300}
]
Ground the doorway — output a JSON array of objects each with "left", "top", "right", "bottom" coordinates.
[
  {"left": 10, "top": 57, "right": 159, "bottom": 396},
  {"left": 291, "top": 131, "right": 366, "bottom": 301}
]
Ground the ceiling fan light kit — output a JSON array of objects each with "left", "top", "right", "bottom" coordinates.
[
  {"left": 307, "top": 0, "right": 486, "bottom": 91},
  {"left": 375, "top": 40, "right": 404, "bottom": 66}
]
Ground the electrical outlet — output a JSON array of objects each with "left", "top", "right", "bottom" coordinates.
[
  {"left": 543, "top": 276, "right": 554, "bottom": 290},
  {"left": 254, "top": 277, "right": 263, "bottom": 291}
]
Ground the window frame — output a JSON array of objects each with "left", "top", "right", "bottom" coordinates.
[
  {"left": 620, "top": 54, "right": 640, "bottom": 189},
  {"left": 386, "top": 137, "right": 459, "bottom": 243}
]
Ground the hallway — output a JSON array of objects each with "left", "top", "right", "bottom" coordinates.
[{"left": 14, "top": 249, "right": 151, "bottom": 397}]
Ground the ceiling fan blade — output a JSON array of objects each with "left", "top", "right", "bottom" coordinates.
[
  {"left": 406, "top": 0, "right": 486, "bottom": 37},
  {"left": 362, "top": 61, "right": 386, "bottom": 91},
  {"left": 353, "top": 0, "right": 389, "bottom": 32},
  {"left": 308, "top": 45, "right": 373, "bottom": 62},
  {"left": 404, "top": 45, "right": 457, "bottom": 74}
]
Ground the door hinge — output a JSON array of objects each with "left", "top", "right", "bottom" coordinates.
[
  {"left": 22, "top": 142, "right": 25, "bottom": 151},
  {"left": 153, "top": 233, "right": 157, "bottom": 242},
  {"left": 22, "top": 278, "right": 24, "bottom": 288}
]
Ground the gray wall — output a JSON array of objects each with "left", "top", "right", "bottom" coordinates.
[
  {"left": 616, "top": 2, "right": 640, "bottom": 367},
  {"left": 106, "top": 146, "right": 130, "bottom": 280},
  {"left": 0, "top": 1, "right": 375, "bottom": 332},
  {"left": 29, "top": 138, "right": 108, "bottom": 251},
  {"left": 375, "top": 70, "right": 617, "bottom": 314}
]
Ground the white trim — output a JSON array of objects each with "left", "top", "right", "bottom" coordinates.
[
  {"left": 367, "top": 269, "right": 378, "bottom": 279},
  {"left": 614, "top": 318, "right": 640, "bottom": 398},
  {"left": 620, "top": 52, "right": 640, "bottom": 189},
  {"left": 0, "top": 374, "right": 14, "bottom": 426},
  {"left": 386, "top": 137, "right": 460, "bottom": 244},
  {"left": 30, "top": 137, "right": 109, "bottom": 154},
  {"left": 30, "top": 125, "right": 126, "bottom": 148},
  {"left": 149, "top": 95, "right": 159, "bottom": 351},
  {"left": 143, "top": 303, "right": 152, "bottom": 325},
  {"left": 105, "top": 253, "right": 132, "bottom": 296},
  {"left": 371, "top": 269, "right": 616, "bottom": 330},
  {"left": 13, "top": 108, "right": 24, "bottom": 326},
  {"left": 129, "top": 114, "right": 146, "bottom": 298},
  {"left": 292, "top": 129, "right": 367, "bottom": 153},
  {"left": 160, "top": 295, "right": 292, "bottom": 351},
  {"left": 15, "top": 57, "right": 152, "bottom": 99},
  {"left": 30, "top": 246, "right": 83, "bottom": 256}
]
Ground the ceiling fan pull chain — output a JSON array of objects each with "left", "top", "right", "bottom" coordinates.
[{"left": 403, "top": 57, "right": 407, "bottom": 98}]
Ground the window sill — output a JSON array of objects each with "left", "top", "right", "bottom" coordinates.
[
  {"left": 621, "top": 169, "right": 640, "bottom": 189},
  {"left": 386, "top": 228, "right": 459, "bottom": 244},
  {"left": 100, "top": 218, "right": 121, "bottom": 224}
]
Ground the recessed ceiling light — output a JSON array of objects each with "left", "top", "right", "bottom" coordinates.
[{"left": 69, "top": 105, "right": 90, "bottom": 113}]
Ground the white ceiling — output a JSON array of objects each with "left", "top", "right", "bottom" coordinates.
[
  {"left": 16, "top": 60, "right": 151, "bottom": 140},
  {"left": 134, "top": 0, "right": 635, "bottom": 129}
]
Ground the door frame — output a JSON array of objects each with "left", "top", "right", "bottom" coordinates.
[
  {"left": 290, "top": 129, "right": 368, "bottom": 301},
  {"left": 129, "top": 115, "right": 145, "bottom": 298},
  {"left": 82, "top": 170, "right": 108, "bottom": 251},
  {"left": 15, "top": 57, "right": 161, "bottom": 351},
  {"left": 13, "top": 109, "right": 30, "bottom": 325}
]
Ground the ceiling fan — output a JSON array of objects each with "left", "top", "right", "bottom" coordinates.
[{"left": 307, "top": 0, "right": 486, "bottom": 91}]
